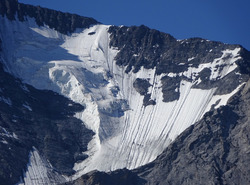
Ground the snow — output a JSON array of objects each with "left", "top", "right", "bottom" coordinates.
[
  {"left": 188, "top": 57, "right": 195, "bottom": 61},
  {"left": 179, "top": 63, "right": 185, "bottom": 65},
  {"left": 167, "top": 72, "right": 177, "bottom": 77},
  {"left": 0, "top": 15, "right": 244, "bottom": 182},
  {"left": 0, "top": 126, "right": 18, "bottom": 140},
  {"left": 204, "top": 82, "right": 245, "bottom": 113},
  {"left": 17, "top": 147, "right": 66, "bottom": 185},
  {"left": 0, "top": 140, "right": 8, "bottom": 144},
  {"left": 20, "top": 84, "right": 30, "bottom": 92},
  {"left": 171, "top": 48, "right": 241, "bottom": 83},
  {"left": 0, "top": 126, "right": 18, "bottom": 144},
  {"left": 23, "top": 103, "right": 32, "bottom": 111},
  {"left": 0, "top": 96, "right": 12, "bottom": 106}
]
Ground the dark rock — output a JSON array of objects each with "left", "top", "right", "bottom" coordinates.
[
  {"left": 133, "top": 78, "right": 156, "bottom": 106},
  {"left": 109, "top": 25, "right": 176, "bottom": 74},
  {"left": 133, "top": 78, "right": 151, "bottom": 96},
  {"left": 108, "top": 26, "right": 239, "bottom": 76},
  {"left": 63, "top": 169, "right": 146, "bottom": 185},
  {"left": 161, "top": 75, "right": 181, "bottom": 102},
  {"left": 237, "top": 48, "right": 250, "bottom": 74},
  {"left": 0, "top": 0, "right": 99, "bottom": 34},
  {"left": 143, "top": 94, "right": 156, "bottom": 106},
  {"left": 88, "top": 32, "right": 96, "bottom": 35},
  {"left": 0, "top": 0, "right": 18, "bottom": 20}
]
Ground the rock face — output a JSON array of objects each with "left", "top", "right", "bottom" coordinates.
[
  {"left": 0, "top": 1, "right": 250, "bottom": 185},
  {"left": 108, "top": 25, "right": 238, "bottom": 75},
  {"left": 0, "top": 0, "right": 98, "bottom": 34},
  {"left": 64, "top": 169, "right": 146, "bottom": 185},
  {"left": 133, "top": 78, "right": 156, "bottom": 106},
  {"left": 109, "top": 25, "right": 249, "bottom": 103}
]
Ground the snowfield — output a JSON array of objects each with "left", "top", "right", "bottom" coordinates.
[{"left": 0, "top": 16, "right": 243, "bottom": 183}]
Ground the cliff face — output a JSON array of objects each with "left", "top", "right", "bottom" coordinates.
[{"left": 0, "top": 0, "right": 99, "bottom": 34}]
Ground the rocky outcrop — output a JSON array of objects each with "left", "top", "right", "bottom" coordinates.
[
  {"left": 237, "top": 48, "right": 250, "bottom": 74},
  {"left": 133, "top": 78, "right": 156, "bottom": 106},
  {"left": 64, "top": 169, "right": 145, "bottom": 185},
  {"left": 0, "top": 0, "right": 99, "bottom": 34},
  {"left": 108, "top": 25, "right": 238, "bottom": 75}
]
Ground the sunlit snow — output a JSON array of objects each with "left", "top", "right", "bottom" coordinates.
[{"left": 0, "top": 126, "right": 18, "bottom": 144}]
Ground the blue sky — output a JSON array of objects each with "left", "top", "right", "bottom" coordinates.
[{"left": 19, "top": 0, "right": 250, "bottom": 50}]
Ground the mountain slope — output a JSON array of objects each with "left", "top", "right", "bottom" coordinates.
[
  {"left": 0, "top": 1, "right": 250, "bottom": 184},
  {"left": 68, "top": 78, "right": 250, "bottom": 185},
  {"left": 0, "top": 61, "right": 93, "bottom": 184},
  {"left": 137, "top": 79, "right": 250, "bottom": 185}
]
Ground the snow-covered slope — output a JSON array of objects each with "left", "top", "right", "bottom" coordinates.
[
  {"left": 0, "top": 14, "right": 245, "bottom": 183},
  {"left": 18, "top": 147, "right": 66, "bottom": 185}
]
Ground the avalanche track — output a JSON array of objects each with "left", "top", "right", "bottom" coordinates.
[{"left": 0, "top": 15, "right": 245, "bottom": 182}]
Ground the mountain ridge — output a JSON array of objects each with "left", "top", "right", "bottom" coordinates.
[{"left": 0, "top": 0, "right": 99, "bottom": 34}]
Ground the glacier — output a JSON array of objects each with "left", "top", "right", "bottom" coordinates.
[{"left": 0, "top": 15, "right": 244, "bottom": 182}]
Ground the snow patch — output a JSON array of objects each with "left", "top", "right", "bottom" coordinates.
[
  {"left": 0, "top": 139, "right": 8, "bottom": 144},
  {"left": 170, "top": 48, "right": 241, "bottom": 82},
  {"left": 205, "top": 83, "right": 245, "bottom": 112},
  {"left": 0, "top": 126, "right": 18, "bottom": 140},
  {"left": 0, "top": 96, "right": 12, "bottom": 106},
  {"left": 17, "top": 147, "right": 66, "bottom": 185},
  {"left": 23, "top": 103, "right": 32, "bottom": 111},
  {"left": 188, "top": 57, "right": 195, "bottom": 61}
]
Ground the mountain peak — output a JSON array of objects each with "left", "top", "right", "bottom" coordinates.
[{"left": 0, "top": 2, "right": 250, "bottom": 185}]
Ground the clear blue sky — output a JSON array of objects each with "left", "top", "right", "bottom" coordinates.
[{"left": 19, "top": 0, "right": 250, "bottom": 50}]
